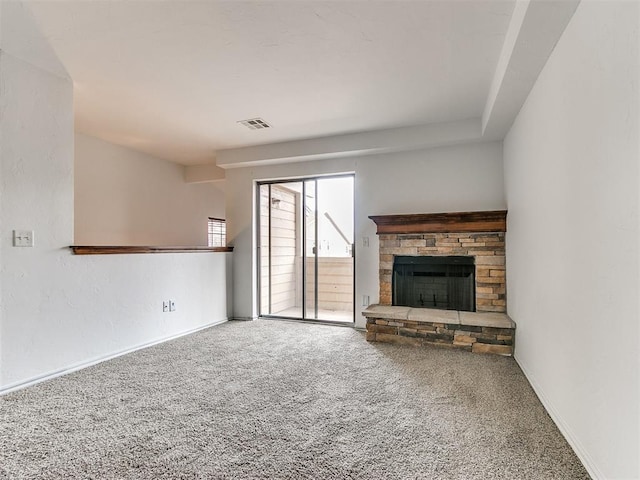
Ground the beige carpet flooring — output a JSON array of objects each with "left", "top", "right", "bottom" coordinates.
[{"left": 0, "top": 319, "right": 589, "bottom": 479}]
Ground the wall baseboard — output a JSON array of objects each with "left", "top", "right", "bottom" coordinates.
[
  {"left": 0, "top": 318, "right": 228, "bottom": 396},
  {"left": 514, "top": 353, "right": 603, "bottom": 480},
  {"left": 230, "top": 316, "right": 258, "bottom": 321}
]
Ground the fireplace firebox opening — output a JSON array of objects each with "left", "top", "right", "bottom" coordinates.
[{"left": 393, "top": 256, "right": 475, "bottom": 312}]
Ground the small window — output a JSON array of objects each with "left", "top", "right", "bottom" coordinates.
[{"left": 208, "top": 218, "right": 226, "bottom": 247}]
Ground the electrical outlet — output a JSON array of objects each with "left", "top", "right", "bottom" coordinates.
[
  {"left": 162, "top": 301, "right": 169, "bottom": 313},
  {"left": 169, "top": 300, "right": 176, "bottom": 312},
  {"left": 362, "top": 236, "right": 369, "bottom": 248},
  {"left": 13, "top": 230, "right": 34, "bottom": 247}
]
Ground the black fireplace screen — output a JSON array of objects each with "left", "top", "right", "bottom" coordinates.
[{"left": 393, "top": 256, "right": 475, "bottom": 312}]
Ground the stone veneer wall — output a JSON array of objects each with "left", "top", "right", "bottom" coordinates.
[
  {"left": 378, "top": 232, "right": 506, "bottom": 312},
  {"left": 365, "top": 318, "right": 515, "bottom": 356},
  {"left": 363, "top": 306, "right": 515, "bottom": 356}
]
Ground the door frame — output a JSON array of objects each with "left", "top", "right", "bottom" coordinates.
[{"left": 256, "top": 173, "right": 355, "bottom": 326}]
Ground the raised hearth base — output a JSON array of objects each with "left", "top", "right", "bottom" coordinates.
[{"left": 363, "top": 305, "right": 515, "bottom": 356}]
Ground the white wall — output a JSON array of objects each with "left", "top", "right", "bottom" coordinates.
[
  {"left": 503, "top": 2, "right": 639, "bottom": 479},
  {"left": 226, "top": 141, "right": 505, "bottom": 325},
  {"left": 0, "top": 1, "right": 231, "bottom": 391},
  {"left": 75, "top": 133, "right": 225, "bottom": 246}
]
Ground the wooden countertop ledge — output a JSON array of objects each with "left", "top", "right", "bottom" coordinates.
[{"left": 70, "top": 245, "right": 234, "bottom": 255}]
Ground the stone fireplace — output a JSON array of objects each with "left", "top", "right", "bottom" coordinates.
[
  {"left": 364, "top": 211, "right": 515, "bottom": 356},
  {"left": 370, "top": 211, "right": 507, "bottom": 313}
]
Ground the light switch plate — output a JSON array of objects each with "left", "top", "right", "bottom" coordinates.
[{"left": 13, "top": 230, "right": 34, "bottom": 247}]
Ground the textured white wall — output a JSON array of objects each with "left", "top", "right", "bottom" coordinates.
[
  {"left": 75, "top": 133, "right": 225, "bottom": 246},
  {"left": 0, "top": 2, "right": 231, "bottom": 391},
  {"left": 226, "top": 141, "right": 505, "bottom": 325},
  {"left": 503, "top": 2, "right": 639, "bottom": 478}
]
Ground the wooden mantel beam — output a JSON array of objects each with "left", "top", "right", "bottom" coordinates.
[{"left": 368, "top": 210, "right": 507, "bottom": 235}]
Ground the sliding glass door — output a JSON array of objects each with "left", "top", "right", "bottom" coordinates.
[{"left": 258, "top": 175, "right": 354, "bottom": 323}]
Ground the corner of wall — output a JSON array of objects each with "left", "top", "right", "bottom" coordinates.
[
  {"left": 514, "top": 354, "right": 605, "bottom": 480},
  {"left": 0, "top": 1, "right": 70, "bottom": 80}
]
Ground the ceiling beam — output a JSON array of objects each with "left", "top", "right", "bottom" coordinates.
[
  {"left": 482, "top": 0, "right": 580, "bottom": 139},
  {"left": 216, "top": 118, "right": 482, "bottom": 169}
]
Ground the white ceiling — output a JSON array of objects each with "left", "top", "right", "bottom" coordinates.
[{"left": 26, "top": 0, "right": 517, "bottom": 166}]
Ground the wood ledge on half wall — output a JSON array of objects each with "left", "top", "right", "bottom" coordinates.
[
  {"left": 369, "top": 210, "right": 507, "bottom": 234},
  {"left": 69, "top": 245, "right": 234, "bottom": 255}
]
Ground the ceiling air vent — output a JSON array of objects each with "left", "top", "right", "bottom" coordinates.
[{"left": 238, "top": 118, "right": 272, "bottom": 130}]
